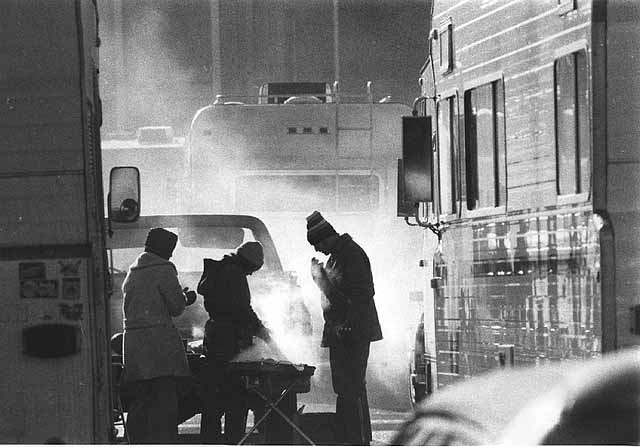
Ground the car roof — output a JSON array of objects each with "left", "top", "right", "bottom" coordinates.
[{"left": 107, "top": 214, "right": 283, "bottom": 271}]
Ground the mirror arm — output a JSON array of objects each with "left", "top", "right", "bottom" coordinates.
[
  {"left": 414, "top": 204, "right": 442, "bottom": 240},
  {"left": 411, "top": 95, "right": 438, "bottom": 116},
  {"left": 404, "top": 216, "right": 419, "bottom": 227},
  {"left": 106, "top": 193, "right": 113, "bottom": 238}
]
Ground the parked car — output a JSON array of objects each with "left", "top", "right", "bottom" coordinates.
[{"left": 106, "top": 214, "right": 313, "bottom": 356}]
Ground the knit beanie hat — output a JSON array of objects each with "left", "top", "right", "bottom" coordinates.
[
  {"left": 306, "top": 210, "right": 338, "bottom": 245},
  {"left": 236, "top": 241, "right": 264, "bottom": 269},
  {"left": 144, "top": 228, "right": 178, "bottom": 260}
]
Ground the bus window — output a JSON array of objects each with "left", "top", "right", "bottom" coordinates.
[
  {"left": 337, "top": 175, "right": 380, "bottom": 211},
  {"left": 236, "top": 175, "right": 336, "bottom": 211},
  {"left": 439, "top": 19, "right": 454, "bottom": 75},
  {"left": 235, "top": 174, "right": 379, "bottom": 212},
  {"left": 437, "top": 96, "right": 459, "bottom": 215},
  {"left": 554, "top": 50, "right": 589, "bottom": 196},
  {"left": 463, "top": 79, "right": 506, "bottom": 210}
]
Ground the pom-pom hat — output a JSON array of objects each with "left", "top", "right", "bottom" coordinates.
[{"left": 306, "top": 210, "right": 338, "bottom": 245}]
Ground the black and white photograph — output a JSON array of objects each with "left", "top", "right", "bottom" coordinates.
[{"left": 0, "top": 0, "right": 638, "bottom": 444}]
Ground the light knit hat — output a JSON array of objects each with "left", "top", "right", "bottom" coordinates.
[
  {"left": 306, "top": 210, "right": 338, "bottom": 245},
  {"left": 236, "top": 241, "right": 264, "bottom": 269}
]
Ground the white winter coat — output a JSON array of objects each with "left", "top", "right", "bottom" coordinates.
[{"left": 121, "top": 251, "right": 190, "bottom": 383}]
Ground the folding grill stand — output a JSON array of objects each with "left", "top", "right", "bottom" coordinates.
[{"left": 238, "top": 377, "right": 315, "bottom": 446}]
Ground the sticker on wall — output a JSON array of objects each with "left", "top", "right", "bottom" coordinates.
[
  {"left": 62, "top": 278, "right": 81, "bottom": 300},
  {"left": 20, "top": 279, "right": 59, "bottom": 299},
  {"left": 58, "top": 260, "right": 81, "bottom": 276},
  {"left": 59, "top": 303, "right": 83, "bottom": 321},
  {"left": 19, "top": 262, "right": 46, "bottom": 280}
]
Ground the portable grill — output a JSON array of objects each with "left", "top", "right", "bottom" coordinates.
[
  {"left": 229, "top": 360, "right": 315, "bottom": 393},
  {"left": 228, "top": 360, "right": 316, "bottom": 445}
]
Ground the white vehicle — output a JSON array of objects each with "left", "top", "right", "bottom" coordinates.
[
  {"left": 187, "top": 81, "right": 424, "bottom": 409},
  {"left": 399, "top": 0, "right": 640, "bottom": 404},
  {"left": 106, "top": 214, "right": 312, "bottom": 353}
]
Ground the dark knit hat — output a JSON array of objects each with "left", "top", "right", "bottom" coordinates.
[
  {"left": 144, "top": 228, "right": 178, "bottom": 260},
  {"left": 306, "top": 210, "right": 338, "bottom": 245},
  {"left": 236, "top": 241, "right": 264, "bottom": 269}
]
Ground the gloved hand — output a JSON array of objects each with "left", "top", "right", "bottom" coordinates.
[
  {"left": 333, "top": 322, "right": 352, "bottom": 340},
  {"left": 310, "top": 257, "right": 324, "bottom": 283},
  {"left": 183, "top": 287, "right": 197, "bottom": 306}
]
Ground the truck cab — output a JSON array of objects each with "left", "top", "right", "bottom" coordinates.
[{"left": 106, "top": 214, "right": 314, "bottom": 361}]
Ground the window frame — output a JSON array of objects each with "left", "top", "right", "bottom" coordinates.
[
  {"left": 557, "top": 0, "right": 577, "bottom": 16},
  {"left": 436, "top": 92, "right": 460, "bottom": 220},
  {"left": 553, "top": 43, "right": 591, "bottom": 205},
  {"left": 461, "top": 73, "right": 507, "bottom": 218},
  {"left": 439, "top": 18, "right": 454, "bottom": 75}
]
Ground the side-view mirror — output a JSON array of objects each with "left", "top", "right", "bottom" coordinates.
[
  {"left": 398, "top": 116, "right": 433, "bottom": 213},
  {"left": 108, "top": 166, "right": 140, "bottom": 223}
]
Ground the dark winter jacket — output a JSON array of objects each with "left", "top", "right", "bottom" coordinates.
[
  {"left": 317, "top": 234, "right": 383, "bottom": 347},
  {"left": 200, "top": 254, "right": 269, "bottom": 357}
]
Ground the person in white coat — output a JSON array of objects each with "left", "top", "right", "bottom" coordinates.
[{"left": 121, "top": 227, "right": 196, "bottom": 444}]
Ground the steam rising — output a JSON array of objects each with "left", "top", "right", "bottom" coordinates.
[
  {"left": 100, "top": 2, "right": 425, "bottom": 412},
  {"left": 100, "top": 1, "right": 213, "bottom": 135},
  {"left": 228, "top": 215, "right": 424, "bottom": 411}
]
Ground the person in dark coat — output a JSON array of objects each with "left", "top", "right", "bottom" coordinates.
[
  {"left": 121, "top": 227, "right": 197, "bottom": 444},
  {"left": 306, "top": 210, "right": 383, "bottom": 445},
  {"left": 198, "top": 241, "right": 274, "bottom": 444}
]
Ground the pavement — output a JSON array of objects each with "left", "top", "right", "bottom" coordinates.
[
  {"left": 174, "top": 402, "right": 410, "bottom": 445},
  {"left": 114, "top": 401, "right": 411, "bottom": 445},
  {"left": 113, "top": 360, "right": 414, "bottom": 445}
]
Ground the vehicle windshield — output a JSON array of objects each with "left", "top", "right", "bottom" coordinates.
[{"left": 108, "top": 226, "right": 261, "bottom": 274}]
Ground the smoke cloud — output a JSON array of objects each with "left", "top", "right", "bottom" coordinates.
[{"left": 99, "top": 1, "right": 426, "bottom": 412}]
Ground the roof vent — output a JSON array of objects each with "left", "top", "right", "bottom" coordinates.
[{"left": 136, "top": 126, "right": 174, "bottom": 144}]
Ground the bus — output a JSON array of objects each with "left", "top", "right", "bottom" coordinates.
[
  {"left": 187, "top": 82, "right": 424, "bottom": 409},
  {"left": 398, "top": 0, "right": 640, "bottom": 403},
  {"left": 0, "top": 0, "right": 114, "bottom": 442}
]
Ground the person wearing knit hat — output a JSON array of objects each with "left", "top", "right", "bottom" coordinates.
[
  {"left": 306, "top": 210, "right": 339, "bottom": 246},
  {"left": 120, "top": 227, "right": 197, "bottom": 444},
  {"left": 236, "top": 241, "right": 264, "bottom": 271},
  {"left": 144, "top": 227, "right": 178, "bottom": 260},
  {"left": 198, "top": 239, "right": 284, "bottom": 443},
  {"left": 306, "top": 210, "right": 382, "bottom": 446}
]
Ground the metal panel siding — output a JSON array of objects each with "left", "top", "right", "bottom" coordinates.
[
  {"left": 0, "top": 0, "right": 87, "bottom": 246},
  {"left": 434, "top": 210, "right": 602, "bottom": 387},
  {"left": 507, "top": 181, "right": 557, "bottom": 211},
  {"left": 0, "top": 257, "right": 95, "bottom": 443},
  {"left": 337, "top": 103, "right": 372, "bottom": 129},
  {"left": 0, "top": 2, "right": 83, "bottom": 175},
  {"left": 0, "top": 175, "right": 88, "bottom": 246},
  {"left": 421, "top": 0, "right": 612, "bottom": 389},
  {"left": 605, "top": 1, "right": 640, "bottom": 349},
  {"left": 0, "top": 0, "right": 109, "bottom": 443},
  {"left": 606, "top": 0, "right": 640, "bottom": 164},
  {"left": 0, "top": 124, "right": 83, "bottom": 175},
  {"left": 187, "top": 102, "right": 411, "bottom": 213},
  {"left": 431, "top": 0, "right": 593, "bottom": 215},
  {"left": 338, "top": 130, "right": 371, "bottom": 158}
]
